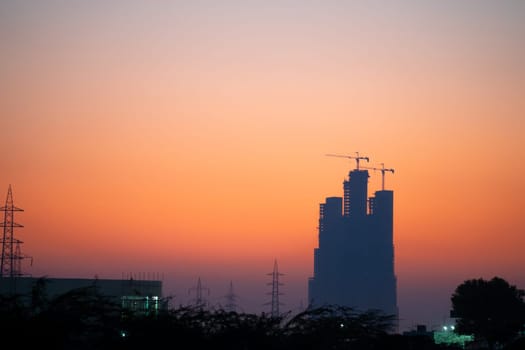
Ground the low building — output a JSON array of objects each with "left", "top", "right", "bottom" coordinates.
[{"left": 0, "top": 276, "right": 163, "bottom": 314}]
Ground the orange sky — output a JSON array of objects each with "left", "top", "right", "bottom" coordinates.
[{"left": 1, "top": 1, "right": 524, "bottom": 331}]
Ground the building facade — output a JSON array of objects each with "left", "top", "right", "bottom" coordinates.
[{"left": 308, "top": 168, "right": 398, "bottom": 318}]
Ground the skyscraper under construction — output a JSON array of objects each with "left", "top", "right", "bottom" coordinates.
[{"left": 308, "top": 160, "right": 398, "bottom": 318}]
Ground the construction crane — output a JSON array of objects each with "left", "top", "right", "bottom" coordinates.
[
  {"left": 362, "top": 163, "right": 395, "bottom": 190},
  {"left": 325, "top": 152, "right": 370, "bottom": 170}
]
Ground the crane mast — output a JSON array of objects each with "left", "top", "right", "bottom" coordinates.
[{"left": 362, "top": 163, "right": 395, "bottom": 190}]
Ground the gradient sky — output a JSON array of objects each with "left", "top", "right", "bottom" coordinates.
[{"left": 1, "top": 0, "right": 524, "bottom": 331}]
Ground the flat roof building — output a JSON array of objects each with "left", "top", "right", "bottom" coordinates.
[{"left": 0, "top": 276, "right": 163, "bottom": 314}]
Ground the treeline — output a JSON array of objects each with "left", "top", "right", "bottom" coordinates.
[{"left": 0, "top": 283, "right": 457, "bottom": 350}]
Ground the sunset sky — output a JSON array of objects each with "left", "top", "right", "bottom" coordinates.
[{"left": 1, "top": 1, "right": 524, "bottom": 331}]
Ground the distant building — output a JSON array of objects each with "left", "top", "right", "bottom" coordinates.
[
  {"left": 0, "top": 276, "right": 163, "bottom": 314},
  {"left": 308, "top": 168, "right": 398, "bottom": 319},
  {"left": 403, "top": 324, "right": 434, "bottom": 338}
]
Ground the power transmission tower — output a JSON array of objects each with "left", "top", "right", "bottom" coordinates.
[
  {"left": 0, "top": 185, "right": 29, "bottom": 278},
  {"left": 188, "top": 277, "right": 210, "bottom": 308},
  {"left": 14, "top": 241, "right": 32, "bottom": 277},
  {"left": 266, "top": 259, "right": 284, "bottom": 318},
  {"left": 224, "top": 280, "right": 239, "bottom": 312}
]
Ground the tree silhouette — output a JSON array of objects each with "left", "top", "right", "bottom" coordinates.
[
  {"left": 33, "top": 285, "right": 122, "bottom": 349},
  {"left": 1, "top": 281, "right": 469, "bottom": 349},
  {"left": 282, "top": 305, "right": 397, "bottom": 349},
  {"left": 451, "top": 277, "right": 525, "bottom": 349}
]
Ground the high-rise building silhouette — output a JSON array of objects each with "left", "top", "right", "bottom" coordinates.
[{"left": 308, "top": 163, "right": 398, "bottom": 319}]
